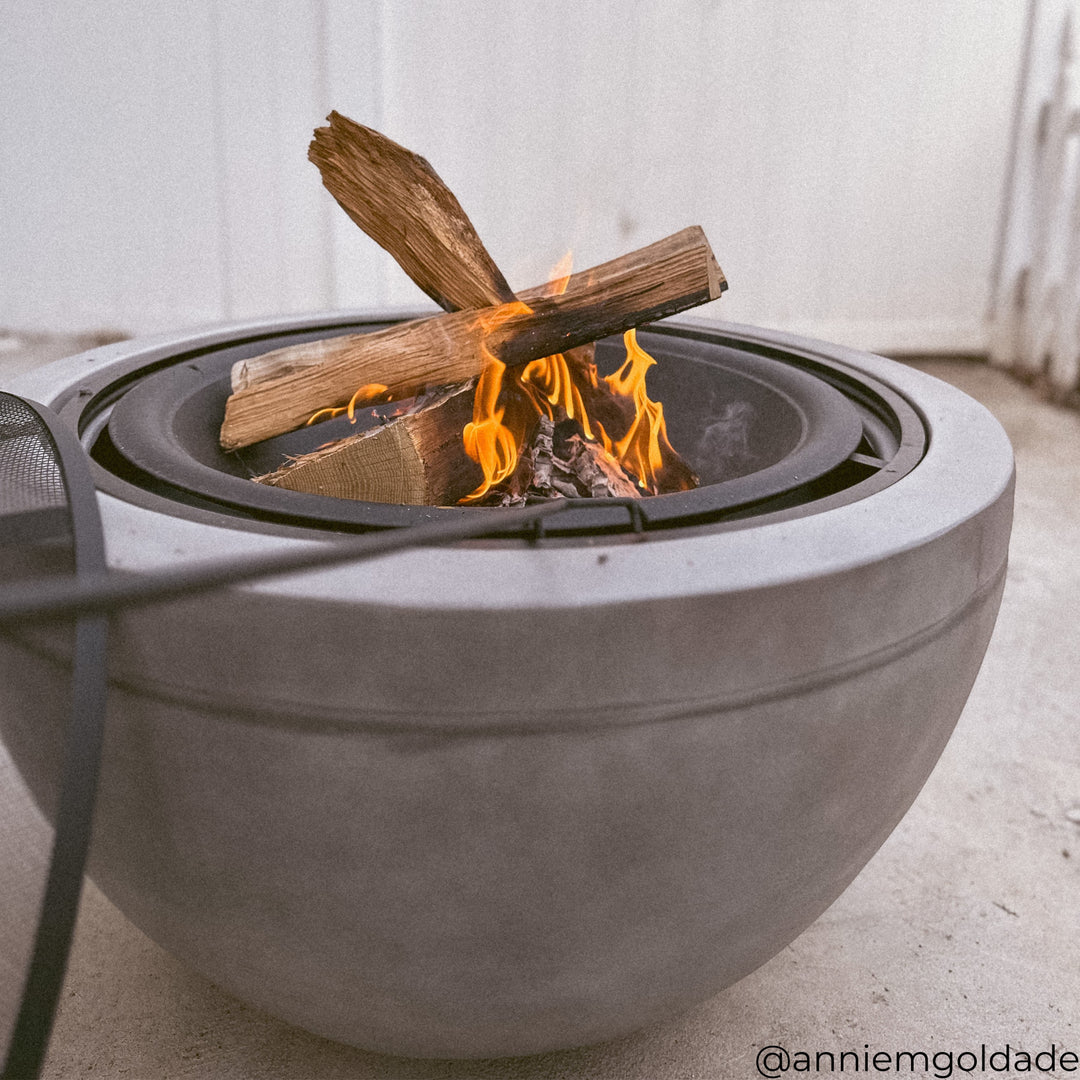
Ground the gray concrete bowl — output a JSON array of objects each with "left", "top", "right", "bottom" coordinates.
[{"left": 1, "top": 317, "right": 1013, "bottom": 1058}]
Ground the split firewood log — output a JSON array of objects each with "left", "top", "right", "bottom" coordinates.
[{"left": 308, "top": 110, "right": 517, "bottom": 312}]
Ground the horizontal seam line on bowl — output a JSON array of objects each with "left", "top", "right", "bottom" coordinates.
[{"left": 5, "top": 557, "right": 1006, "bottom": 738}]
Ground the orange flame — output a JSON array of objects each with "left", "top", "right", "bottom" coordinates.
[
  {"left": 460, "top": 255, "right": 612, "bottom": 503},
  {"left": 306, "top": 383, "right": 390, "bottom": 426},
  {"left": 458, "top": 243, "right": 683, "bottom": 501},
  {"left": 597, "top": 329, "right": 671, "bottom": 492},
  {"left": 539, "top": 249, "right": 574, "bottom": 297},
  {"left": 515, "top": 353, "right": 594, "bottom": 435},
  {"left": 459, "top": 301, "right": 534, "bottom": 502}
]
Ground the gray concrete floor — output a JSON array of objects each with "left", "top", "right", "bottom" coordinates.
[{"left": 2, "top": 339, "right": 1078, "bottom": 1078}]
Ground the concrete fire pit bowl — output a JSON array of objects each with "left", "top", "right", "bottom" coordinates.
[{"left": 0, "top": 315, "right": 1013, "bottom": 1058}]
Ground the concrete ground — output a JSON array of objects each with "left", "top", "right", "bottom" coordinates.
[{"left": 2, "top": 336, "right": 1078, "bottom": 1079}]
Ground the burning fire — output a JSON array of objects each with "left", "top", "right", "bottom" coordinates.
[
  {"left": 459, "top": 254, "right": 685, "bottom": 502},
  {"left": 303, "top": 253, "right": 692, "bottom": 505}
]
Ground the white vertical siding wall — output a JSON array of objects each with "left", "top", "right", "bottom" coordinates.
[
  {"left": 210, "top": 0, "right": 333, "bottom": 319},
  {"left": 1, "top": 2, "right": 1026, "bottom": 354},
  {"left": 989, "top": 0, "right": 1080, "bottom": 398}
]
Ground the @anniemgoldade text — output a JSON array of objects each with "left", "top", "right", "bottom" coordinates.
[{"left": 755, "top": 1043, "right": 1077, "bottom": 1079}]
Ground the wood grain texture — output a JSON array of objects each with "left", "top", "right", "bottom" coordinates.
[
  {"left": 254, "top": 384, "right": 481, "bottom": 505},
  {"left": 309, "top": 111, "right": 516, "bottom": 312}
]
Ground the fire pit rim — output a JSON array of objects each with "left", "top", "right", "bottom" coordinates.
[{"left": 32, "top": 312, "right": 923, "bottom": 542}]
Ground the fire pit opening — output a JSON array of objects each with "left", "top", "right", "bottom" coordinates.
[{"left": 70, "top": 317, "right": 923, "bottom": 539}]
